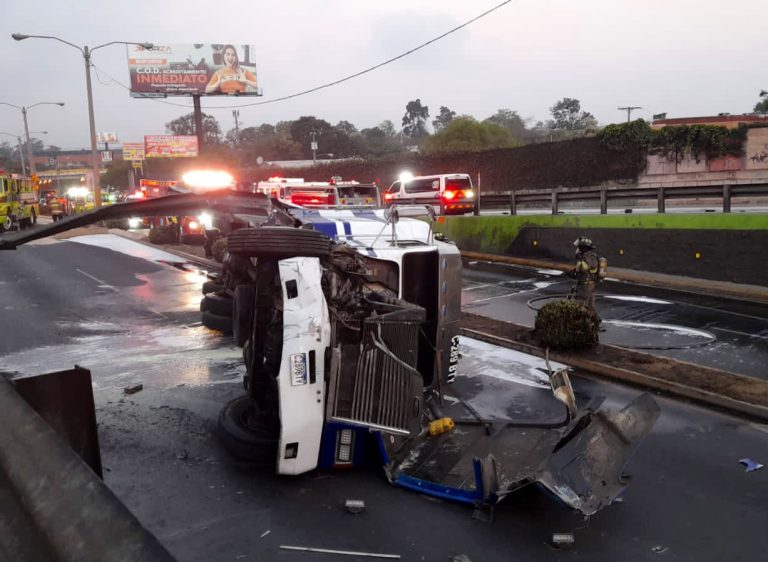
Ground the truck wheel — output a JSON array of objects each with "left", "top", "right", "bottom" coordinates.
[
  {"left": 201, "top": 310, "right": 232, "bottom": 333},
  {"left": 217, "top": 396, "right": 279, "bottom": 466},
  {"left": 200, "top": 293, "right": 233, "bottom": 316},
  {"left": 233, "top": 284, "right": 255, "bottom": 348},
  {"left": 227, "top": 227, "right": 332, "bottom": 259},
  {"left": 1, "top": 214, "right": 11, "bottom": 232},
  {"left": 202, "top": 281, "right": 225, "bottom": 295}
]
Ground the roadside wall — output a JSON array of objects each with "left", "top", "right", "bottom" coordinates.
[
  {"left": 433, "top": 214, "right": 768, "bottom": 286},
  {"left": 242, "top": 137, "right": 644, "bottom": 191}
]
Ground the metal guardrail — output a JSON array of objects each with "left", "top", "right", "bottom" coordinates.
[{"left": 477, "top": 183, "right": 768, "bottom": 214}]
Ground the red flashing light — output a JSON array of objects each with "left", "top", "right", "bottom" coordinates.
[
  {"left": 384, "top": 192, "right": 394, "bottom": 201},
  {"left": 443, "top": 190, "right": 457, "bottom": 200}
]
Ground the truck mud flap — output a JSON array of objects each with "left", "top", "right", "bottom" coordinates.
[{"left": 536, "top": 392, "right": 660, "bottom": 515}]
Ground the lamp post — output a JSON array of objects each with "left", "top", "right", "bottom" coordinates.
[
  {"left": 0, "top": 102, "right": 63, "bottom": 176},
  {"left": 11, "top": 34, "right": 153, "bottom": 208},
  {"left": 0, "top": 130, "right": 48, "bottom": 176}
]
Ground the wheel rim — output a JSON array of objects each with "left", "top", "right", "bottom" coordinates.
[{"left": 3, "top": 217, "right": 11, "bottom": 230}]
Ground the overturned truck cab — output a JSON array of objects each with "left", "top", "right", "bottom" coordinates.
[
  {"left": 0, "top": 191, "right": 659, "bottom": 518},
  {"left": 214, "top": 206, "right": 660, "bottom": 517}
]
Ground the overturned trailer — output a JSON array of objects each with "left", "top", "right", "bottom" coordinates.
[{"left": 0, "top": 190, "right": 659, "bottom": 518}]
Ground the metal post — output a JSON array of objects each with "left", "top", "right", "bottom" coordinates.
[
  {"left": 83, "top": 47, "right": 102, "bottom": 208},
  {"left": 55, "top": 157, "right": 60, "bottom": 194},
  {"left": 551, "top": 189, "right": 559, "bottom": 215},
  {"left": 21, "top": 107, "right": 35, "bottom": 176},
  {"left": 16, "top": 137, "right": 27, "bottom": 175},
  {"left": 723, "top": 184, "right": 731, "bottom": 213},
  {"left": 193, "top": 94, "right": 204, "bottom": 153},
  {"left": 600, "top": 188, "right": 607, "bottom": 214},
  {"left": 510, "top": 191, "right": 517, "bottom": 215},
  {"left": 311, "top": 131, "right": 317, "bottom": 165},
  {"left": 657, "top": 187, "right": 665, "bottom": 213},
  {"left": 473, "top": 172, "right": 480, "bottom": 216}
]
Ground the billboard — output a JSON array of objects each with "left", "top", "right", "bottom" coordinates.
[
  {"left": 144, "top": 135, "right": 199, "bottom": 158},
  {"left": 127, "top": 44, "right": 260, "bottom": 97},
  {"left": 97, "top": 132, "right": 118, "bottom": 143},
  {"left": 122, "top": 142, "right": 146, "bottom": 161}
]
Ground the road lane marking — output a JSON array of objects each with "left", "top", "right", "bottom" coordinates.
[{"left": 75, "top": 268, "right": 118, "bottom": 292}]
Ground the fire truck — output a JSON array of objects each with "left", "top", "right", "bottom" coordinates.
[{"left": 0, "top": 173, "right": 40, "bottom": 231}]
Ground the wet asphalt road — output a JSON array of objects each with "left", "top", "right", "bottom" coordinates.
[
  {"left": 462, "top": 260, "right": 768, "bottom": 379},
  {"left": 0, "top": 235, "right": 766, "bottom": 562}
]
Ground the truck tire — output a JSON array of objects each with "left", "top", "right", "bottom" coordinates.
[
  {"left": 227, "top": 227, "right": 332, "bottom": 259},
  {"left": 200, "top": 293, "right": 233, "bottom": 317},
  {"left": 201, "top": 310, "right": 232, "bottom": 333},
  {"left": 202, "top": 281, "right": 225, "bottom": 295},
  {"left": 217, "top": 396, "right": 279, "bottom": 466},
  {"left": 233, "top": 284, "right": 255, "bottom": 348}
]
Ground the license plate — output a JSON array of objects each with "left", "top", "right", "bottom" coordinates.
[{"left": 290, "top": 353, "right": 307, "bottom": 386}]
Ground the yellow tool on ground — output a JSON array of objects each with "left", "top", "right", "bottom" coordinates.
[{"left": 428, "top": 417, "right": 455, "bottom": 436}]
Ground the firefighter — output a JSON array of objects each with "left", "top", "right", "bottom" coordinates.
[
  {"left": 568, "top": 236, "right": 602, "bottom": 309},
  {"left": 49, "top": 196, "right": 64, "bottom": 222}
]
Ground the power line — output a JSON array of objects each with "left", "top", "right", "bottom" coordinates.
[
  {"left": 618, "top": 106, "right": 642, "bottom": 122},
  {"left": 92, "top": 0, "right": 513, "bottom": 111}
]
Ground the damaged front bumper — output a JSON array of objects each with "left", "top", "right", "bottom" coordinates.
[{"left": 379, "top": 387, "right": 660, "bottom": 516}]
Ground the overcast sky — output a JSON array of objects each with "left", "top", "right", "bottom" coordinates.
[{"left": 1, "top": 0, "right": 765, "bottom": 150}]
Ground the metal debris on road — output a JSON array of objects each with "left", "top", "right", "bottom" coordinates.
[
  {"left": 345, "top": 499, "right": 366, "bottom": 514},
  {"left": 739, "top": 458, "right": 764, "bottom": 472},
  {"left": 550, "top": 533, "right": 575, "bottom": 549},
  {"left": 652, "top": 545, "right": 669, "bottom": 554},
  {"left": 279, "top": 545, "right": 401, "bottom": 559},
  {"left": 123, "top": 384, "right": 143, "bottom": 395},
  {"left": 175, "top": 450, "right": 188, "bottom": 460},
  {"left": 260, "top": 530, "right": 270, "bottom": 539},
  {"left": 450, "top": 555, "right": 473, "bottom": 562}
]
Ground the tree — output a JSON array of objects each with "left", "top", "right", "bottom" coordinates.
[
  {"left": 549, "top": 98, "right": 597, "bottom": 131},
  {"left": 755, "top": 90, "right": 768, "bottom": 114},
  {"left": 102, "top": 160, "right": 133, "bottom": 189},
  {"left": 377, "top": 120, "right": 397, "bottom": 138},
  {"left": 422, "top": 117, "right": 517, "bottom": 154},
  {"left": 231, "top": 122, "right": 302, "bottom": 161},
  {"left": 484, "top": 109, "right": 529, "bottom": 141},
  {"left": 165, "top": 112, "right": 222, "bottom": 145},
  {"left": 289, "top": 116, "right": 334, "bottom": 158},
  {"left": 402, "top": 99, "right": 430, "bottom": 140},
  {"left": 432, "top": 106, "right": 456, "bottom": 132}
]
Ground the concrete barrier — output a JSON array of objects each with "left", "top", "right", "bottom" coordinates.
[
  {"left": 0, "top": 374, "right": 177, "bottom": 562},
  {"left": 434, "top": 213, "right": 768, "bottom": 286}
]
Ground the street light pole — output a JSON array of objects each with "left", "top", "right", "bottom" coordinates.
[
  {"left": 11, "top": 34, "right": 153, "bottom": 208},
  {"left": 1, "top": 102, "right": 62, "bottom": 177},
  {"left": 82, "top": 46, "right": 101, "bottom": 207}
]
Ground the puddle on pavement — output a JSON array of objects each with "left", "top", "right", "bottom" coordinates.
[{"left": 3, "top": 321, "right": 244, "bottom": 389}]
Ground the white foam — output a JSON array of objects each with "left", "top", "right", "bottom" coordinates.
[
  {"left": 69, "top": 234, "right": 186, "bottom": 264},
  {"left": 603, "top": 295, "right": 672, "bottom": 305}
]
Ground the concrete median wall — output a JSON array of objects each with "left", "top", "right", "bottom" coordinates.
[{"left": 433, "top": 214, "right": 768, "bottom": 286}]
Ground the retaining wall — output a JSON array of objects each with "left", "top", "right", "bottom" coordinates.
[{"left": 433, "top": 214, "right": 768, "bottom": 286}]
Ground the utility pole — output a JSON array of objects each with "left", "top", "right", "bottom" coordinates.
[
  {"left": 232, "top": 110, "right": 240, "bottom": 145},
  {"left": 310, "top": 131, "right": 318, "bottom": 165},
  {"left": 618, "top": 106, "right": 642, "bottom": 123},
  {"left": 16, "top": 137, "right": 27, "bottom": 175},
  {"left": 193, "top": 94, "right": 204, "bottom": 153}
]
